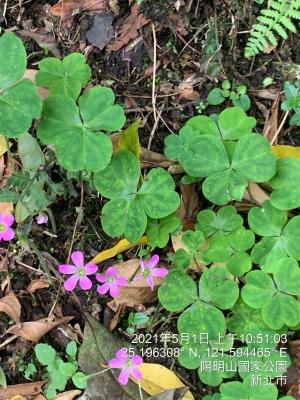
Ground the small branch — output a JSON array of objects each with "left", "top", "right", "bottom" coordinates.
[
  {"left": 151, "top": 22, "right": 158, "bottom": 123},
  {"left": 271, "top": 111, "right": 289, "bottom": 145}
]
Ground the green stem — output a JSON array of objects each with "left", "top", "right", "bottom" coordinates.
[
  {"left": 138, "top": 381, "right": 144, "bottom": 400},
  {"left": 85, "top": 367, "right": 110, "bottom": 380}
]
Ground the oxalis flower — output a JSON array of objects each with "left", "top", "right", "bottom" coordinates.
[
  {"left": 96, "top": 267, "right": 127, "bottom": 297},
  {"left": 135, "top": 254, "right": 168, "bottom": 290},
  {"left": 59, "top": 251, "right": 97, "bottom": 291},
  {"left": 0, "top": 213, "right": 15, "bottom": 242},
  {"left": 109, "top": 348, "right": 143, "bottom": 385},
  {"left": 36, "top": 212, "right": 48, "bottom": 224}
]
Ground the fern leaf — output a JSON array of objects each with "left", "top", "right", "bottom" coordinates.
[{"left": 273, "top": 23, "right": 288, "bottom": 38}]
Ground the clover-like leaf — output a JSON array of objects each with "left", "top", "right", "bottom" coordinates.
[
  {"left": 182, "top": 230, "right": 205, "bottom": 252},
  {"left": 185, "top": 115, "right": 220, "bottom": 136},
  {"left": 220, "top": 376, "right": 278, "bottom": 400},
  {"left": 196, "top": 205, "right": 243, "bottom": 238},
  {"left": 38, "top": 87, "right": 125, "bottom": 172},
  {"left": 198, "top": 266, "right": 239, "bottom": 309},
  {"left": 146, "top": 213, "right": 180, "bottom": 248},
  {"left": 158, "top": 269, "right": 197, "bottom": 311},
  {"left": 248, "top": 200, "right": 287, "bottom": 236},
  {"left": 94, "top": 151, "right": 180, "bottom": 242},
  {"left": 218, "top": 107, "right": 256, "bottom": 140},
  {"left": 241, "top": 270, "right": 300, "bottom": 329},
  {"left": 36, "top": 53, "right": 91, "bottom": 100}
]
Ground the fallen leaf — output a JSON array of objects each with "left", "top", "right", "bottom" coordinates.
[
  {"left": 24, "top": 70, "right": 49, "bottom": 100},
  {"left": 5, "top": 315, "right": 73, "bottom": 342},
  {"left": 263, "top": 90, "right": 280, "bottom": 142},
  {"left": 0, "top": 292, "right": 21, "bottom": 323},
  {"left": 107, "top": 3, "right": 150, "bottom": 52},
  {"left": 148, "top": 387, "right": 189, "bottom": 400},
  {"left": 18, "top": 30, "right": 61, "bottom": 58},
  {"left": 133, "top": 364, "right": 194, "bottom": 400},
  {"left": 51, "top": 0, "right": 107, "bottom": 19},
  {"left": 242, "top": 182, "right": 269, "bottom": 206},
  {"left": 79, "top": 314, "right": 145, "bottom": 400},
  {"left": 114, "top": 259, "right": 166, "bottom": 306},
  {"left": 119, "top": 118, "right": 141, "bottom": 161},
  {"left": 178, "top": 83, "right": 200, "bottom": 100},
  {"left": 0, "top": 381, "right": 45, "bottom": 400},
  {"left": 54, "top": 390, "right": 82, "bottom": 400},
  {"left": 0, "top": 136, "right": 7, "bottom": 158},
  {"left": 27, "top": 279, "right": 50, "bottom": 293},
  {"left": 168, "top": 12, "right": 189, "bottom": 36},
  {"left": 272, "top": 144, "right": 300, "bottom": 160},
  {"left": 86, "top": 14, "right": 114, "bottom": 50},
  {"left": 91, "top": 236, "right": 147, "bottom": 264},
  {"left": 0, "top": 202, "right": 13, "bottom": 215},
  {"left": 176, "top": 183, "right": 199, "bottom": 229}
]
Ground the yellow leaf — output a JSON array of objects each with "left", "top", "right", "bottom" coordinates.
[
  {"left": 119, "top": 118, "right": 141, "bottom": 160},
  {"left": 0, "top": 135, "right": 7, "bottom": 157},
  {"left": 132, "top": 363, "right": 194, "bottom": 400},
  {"left": 90, "top": 236, "right": 147, "bottom": 264},
  {"left": 272, "top": 145, "right": 300, "bottom": 160}
]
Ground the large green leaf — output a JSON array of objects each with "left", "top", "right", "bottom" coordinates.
[
  {"left": 185, "top": 115, "right": 220, "bottom": 136},
  {"left": 18, "top": 133, "right": 45, "bottom": 171},
  {"left": 220, "top": 376, "right": 278, "bottom": 400},
  {"left": 218, "top": 107, "right": 256, "bottom": 140},
  {"left": 248, "top": 200, "right": 287, "bottom": 236},
  {"left": 38, "top": 87, "right": 125, "bottom": 172},
  {"left": 36, "top": 53, "right": 91, "bottom": 100}
]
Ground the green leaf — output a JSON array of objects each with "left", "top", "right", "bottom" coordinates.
[
  {"left": 198, "top": 266, "right": 239, "bottom": 309},
  {"left": 0, "top": 188, "right": 20, "bottom": 202},
  {"left": 0, "top": 367, "right": 7, "bottom": 389},
  {"left": 158, "top": 269, "right": 197, "bottom": 311},
  {"left": 232, "top": 94, "right": 251, "bottom": 112},
  {"left": 185, "top": 115, "right": 220, "bottom": 136},
  {"left": 218, "top": 107, "right": 256, "bottom": 139},
  {"left": 18, "top": 133, "right": 45, "bottom": 171},
  {"left": 36, "top": 53, "right": 91, "bottom": 100},
  {"left": 72, "top": 371, "right": 87, "bottom": 389},
  {"left": 131, "top": 312, "right": 149, "bottom": 325},
  {"left": 66, "top": 341, "right": 77, "bottom": 359},
  {"left": 35, "top": 343, "right": 56, "bottom": 366},
  {"left": 269, "top": 157, "right": 300, "bottom": 210},
  {"left": 220, "top": 376, "right": 278, "bottom": 400},
  {"left": 119, "top": 118, "right": 141, "bottom": 161},
  {"left": 171, "top": 249, "right": 192, "bottom": 270},
  {"left": 227, "top": 251, "right": 252, "bottom": 277},
  {"left": 38, "top": 86, "right": 125, "bottom": 172},
  {"left": 273, "top": 257, "right": 300, "bottom": 294},
  {"left": 241, "top": 271, "right": 277, "bottom": 309},
  {"left": 182, "top": 230, "right": 204, "bottom": 252},
  {"left": 58, "top": 361, "right": 76, "bottom": 377},
  {"left": 146, "top": 213, "right": 180, "bottom": 248},
  {"left": 281, "top": 215, "right": 300, "bottom": 260},
  {"left": 207, "top": 88, "right": 226, "bottom": 105},
  {"left": 248, "top": 200, "right": 287, "bottom": 236}
]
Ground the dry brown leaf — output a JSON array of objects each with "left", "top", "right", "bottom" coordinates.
[
  {"left": 27, "top": 279, "right": 50, "bottom": 293},
  {"left": 178, "top": 82, "right": 200, "bottom": 100},
  {"left": 243, "top": 182, "right": 269, "bottom": 206},
  {"left": 54, "top": 390, "right": 82, "bottom": 400},
  {"left": 107, "top": 3, "right": 150, "bottom": 51},
  {"left": 112, "top": 259, "right": 166, "bottom": 306},
  {"left": 0, "top": 202, "right": 13, "bottom": 215},
  {"left": 18, "top": 30, "right": 61, "bottom": 58},
  {"left": 0, "top": 292, "right": 21, "bottom": 323},
  {"left": 263, "top": 90, "right": 281, "bottom": 142},
  {"left": 51, "top": 0, "right": 107, "bottom": 19},
  {"left": 0, "top": 381, "right": 45, "bottom": 400},
  {"left": 0, "top": 156, "right": 12, "bottom": 190},
  {"left": 176, "top": 183, "right": 199, "bottom": 229},
  {"left": 6, "top": 315, "right": 73, "bottom": 342}
]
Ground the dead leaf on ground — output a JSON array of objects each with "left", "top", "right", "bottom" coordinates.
[
  {"left": 176, "top": 183, "right": 199, "bottom": 229},
  {"left": 178, "top": 82, "right": 200, "bottom": 101},
  {"left": 272, "top": 144, "right": 300, "bottom": 160},
  {"left": 242, "top": 182, "right": 269, "bottom": 206},
  {"left": 27, "top": 279, "right": 50, "bottom": 293},
  {"left": 0, "top": 381, "right": 45, "bottom": 400},
  {"left": 263, "top": 90, "right": 281, "bottom": 142},
  {"left": 0, "top": 202, "right": 13, "bottom": 215},
  {"left": 5, "top": 315, "right": 73, "bottom": 342},
  {"left": 54, "top": 390, "right": 82, "bottom": 400},
  {"left": 0, "top": 292, "right": 21, "bottom": 323},
  {"left": 107, "top": 3, "right": 150, "bottom": 52},
  {"left": 168, "top": 12, "right": 189, "bottom": 36},
  {"left": 112, "top": 259, "right": 167, "bottom": 306},
  {"left": 18, "top": 30, "right": 61, "bottom": 58},
  {"left": 24, "top": 70, "right": 49, "bottom": 100},
  {"left": 86, "top": 13, "right": 114, "bottom": 49},
  {"left": 148, "top": 387, "right": 189, "bottom": 400},
  {"left": 51, "top": 0, "right": 107, "bottom": 19}
]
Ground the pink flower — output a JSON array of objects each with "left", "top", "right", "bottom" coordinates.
[
  {"left": 96, "top": 267, "right": 127, "bottom": 297},
  {"left": 109, "top": 348, "right": 143, "bottom": 385},
  {"left": 0, "top": 213, "right": 15, "bottom": 242},
  {"left": 36, "top": 213, "right": 48, "bottom": 224},
  {"left": 59, "top": 251, "right": 97, "bottom": 291},
  {"left": 135, "top": 255, "right": 168, "bottom": 290}
]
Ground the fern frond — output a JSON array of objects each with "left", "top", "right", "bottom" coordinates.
[{"left": 245, "top": 0, "right": 300, "bottom": 58}]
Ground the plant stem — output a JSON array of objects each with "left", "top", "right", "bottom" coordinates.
[
  {"left": 85, "top": 368, "right": 110, "bottom": 380},
  {"left": 138, "top": 381, "right": 144, "bottom": 400}
]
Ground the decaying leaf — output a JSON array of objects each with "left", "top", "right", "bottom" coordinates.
[
  {"left": 113, "top": 259, "right": 166, "bottom": 306},
  {"left": 148, "top": 387, "right": 189, "bottom": 400},
  {"left": 119, "top": 118, "right": 141, "bottom": 161},
  {"left": 27, "top": 279, "right": 50, "bottom": 293},
  {"left": 134, "top": 364, "right": 194, "bottom": 400},
  {"left": 51, "top": 0, "right": 107, "bottom": 19},
  {"left": 107, "top": 3, "right": 150, "bottom": 51},
  {"left": 0, "top": 292, "right": 21, "bottom": 323},
  {"left": 54, "top": 390, "right": 82, "bottom": 400},
  {"left": 79, "top": 314, "right": 145, "bottom": 400},
  {"left": 5, "top": 315, "right": 73, "bottom": 342},
  {"left": 0, "top": 381, "right": 45, "bottom": 400},
  {"left": 272, "top": 144, "right": 300, "bottom": 160},
  {"left": 178, "top": 83, "right": 200, "bottom": 101},
  {"left": 176, "top": 183, "right": 199, "bottom": 229},
  {"left": 263, "top": 90, "right": 280, "bottom": 142},
  {"left": 86, "top": 14, "right": 114, "bottom": 50}
]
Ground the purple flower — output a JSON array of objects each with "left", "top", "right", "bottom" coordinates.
[
  {"left": 36, "top": 213, "right": 48, "bottom": 224},
  {"left": 109, "top": 348, "right": 143, "bottom": 385},
  {"left": 96, "top": 267, "right": 127, "bottom": 298},
  {"left": 59, "top": 251, "right": 97, "bottom": 291},
  {"left": 135, "top": 255, "right": 168, "bottom": 290},
  {"left": 0, "top": 213, "right": 15, "bottom": 242}
]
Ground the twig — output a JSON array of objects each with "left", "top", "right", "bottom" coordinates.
[
  {"left": 67, "top": 182, "right": 84, "bottom": 263},
  {"left": 270, "top": 111, "right": 290, "bottom": 145},
  {"left": 151, "top": 23, "right": 158, "bottom": 123},
  {"left": 0, "top": 334, "right": 18, "bottom": 349},
  {"left": 147, "top": 104, "right": 165, "bottom": 150}
]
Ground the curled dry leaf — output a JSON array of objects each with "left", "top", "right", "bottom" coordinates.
[
  {"left": 54, "top": 390, "right": 82, "bottom": 400},
  {"left": 113, "top": 259, "right": 167, "bottom": 306},
  {"left": 51, "top": 0, "right": 107, "bottom": 19},
  {"left": 107, "top": 3, "right": 150, "bottom": 52},
  {"left": 0, "top": 381, "right": 45, "bottom": 400},
  {"left": 5, "top": 315, "right": 73, "bottom": 342},
  {"left": 0, "top": 292, "right": 21, "bottom": 323},
  {"left": 27, "top": 279, "right": 50, "bottom": 293}
]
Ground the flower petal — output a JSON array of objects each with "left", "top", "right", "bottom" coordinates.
[
  {"left": 2, "top": 227, "right": 15, "bottom": 241},
  {"left": 110, "top": 283, "right": 120, "bottom": 298},
  {"left": 132, "top": 355, "right": 143, "bottom": 366},
  {"left": 147, "top": 276, "right": 155, "bottom": 290},
  {"left": 97, "top": 283, "right": 110, "bottom": 295},
  {"left": 85, "top": 263, "right": 98, "bottom": 275},
  {"left": 3, "top": 214, "right": 14, "bottom": 227},
  {"left": 131, "top": 367, "right": 143, "bottom": 380},
  {"left": 151, "top": 267, "right": 169, "bottom": 278},
  {"left": 116, "top": 348, "right": 128, "bottom": 361},
  {"left": 79, "top": 276, "right": 92, "bottom": 290},
  {"left": 109, "top": 357, "right": 125, "bottom": 369},
  {"left": 59, "top": 264, "right": 77, "bottom": 274},
  {"left": 139, "top": 260, "right": 145, "bottom": 272},
  {"left": 106, "top": 266, "right": 117, "bottom": 276},
  {"left": 71, "top": 251, "right": 84, "bottom": 267},
  {"left": 96, "top": 273, "right": 107, "bottom": 283},
  {"left": 147, "top": 254, "right": 159, "bottom": 269},
  {"left": 116, "top": 277, "right": 127, "bottom": 286},
  {"left": 118, "top": 368, "right": 130, "bottom": 385},
  {"left": 64, "top": 275, "right": 80, "bottom": 291}
]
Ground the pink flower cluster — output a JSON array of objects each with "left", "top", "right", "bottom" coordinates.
[{"left": 58, "top": 253, "right": 168, "bottom": 297}]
